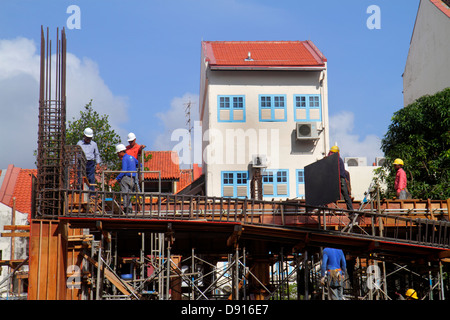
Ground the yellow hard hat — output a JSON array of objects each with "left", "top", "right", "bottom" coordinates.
[
  {"left": 330, "top": 145, "right": 339, "bottom": 153},
  {"left": 405, "top": 289, "right": 418, "bottom": 299},
  {"left": 393, "top": 158, "right": 404, "bottom": 166}
]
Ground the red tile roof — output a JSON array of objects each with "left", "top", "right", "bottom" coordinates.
[
  {"left": 203, "top": 41, "right": 326, "bottom": 68},
  {"left": 0, "top": 165, "right": 36, "bottom": 216},
  {"left": 143, "top": 151, "right": 181, "bottom": 180},
  {"left": 178, "top": 169, "right": 194, "bottom": 192},
  {"left": 0, "top": 165, "right": 21, "bottom": 207},
  {"left": 9, "top": 169, "right": 36, "bottom": 215},
  {"left": 177, "top": 164, "right": 202, "bottom": 193},
  {"left": 431, "top": 0, "right": 450, "bottom": 18}
]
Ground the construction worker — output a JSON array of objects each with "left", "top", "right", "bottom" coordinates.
[
  {"left": 393, "top": 158, "right": 409, "bottom": 199},
  {"left": 109, "top": 144, "right": 138, "bottom": 213},
  {"left": 126, "top": 132, "right": 146, "bottom": 192},
  {"left": 125, "top": 132, "right": 146, "bottom": 160},
  {"left": 328, "top": 146, "right": 354, "bottom": 212},
  {"left": 320, "top": 247, "right": 347, "bottom": 300},
  {"left": 77, "top": 127, "right": 101, "bottom": 191},
  {"left": 405, "top": 288, "right": 418, "bottom": 300},
  {"left": 397, "top": 288, "right": 419, "bottom": 300}
]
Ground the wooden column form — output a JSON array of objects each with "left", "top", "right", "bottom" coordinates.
[
  {"left": 247, "top": 241, "right": 270, "bottom": 300},
  {"left": 28, "top": 219, "right": 67, "bottom": 300}
]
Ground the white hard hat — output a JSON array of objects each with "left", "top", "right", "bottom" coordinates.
[
  {"left": 115, "top": 144, "right": 126, "bottom": 153},
  {"left": 127, "top": 132, "right": 136, "bottom": 142},
  {"left": 84, "top": 128, "right": 94, "bottom": 138}
]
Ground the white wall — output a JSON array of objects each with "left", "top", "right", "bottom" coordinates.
[
  {"left": 346, "top": 166, "right": 381, "bottom": 201},
  {"left": 0, "top": 203, "right": 29, "bottom": 297},
  {"left": 403, "top": 0, "right": 450, "bottom": 106},
  {"left": 201, "top": 67, "right": 330, "bottom": 199}
]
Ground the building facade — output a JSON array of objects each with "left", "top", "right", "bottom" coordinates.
[
  {"left": 403, "top": 0, "right": 450, "bottom": 106},
  {"left": 199, "top": 41, "right": 330, "bottom": 200}
]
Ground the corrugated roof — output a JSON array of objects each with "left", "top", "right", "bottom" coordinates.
[
  {"left": 203, "top": 40, "right": 326, "bottom": 68},
  {"left": 143, "top": 151, "right": 181, "bottom": 180}
]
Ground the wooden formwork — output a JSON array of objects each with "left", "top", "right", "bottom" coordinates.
[{"left": 28, "top": 219, "right": 88, "bottom": 300}]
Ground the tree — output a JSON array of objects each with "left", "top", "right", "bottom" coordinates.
[
  {"left": 66, "top": 99, "right": 122, "bottom": 171},
  {"left": 375, "top": 88, "right": 450, "bottom": 200}
]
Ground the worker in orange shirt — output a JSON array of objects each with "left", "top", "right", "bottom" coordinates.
[
  {"left": 125, "top": 132, "right": 146, "bottom": 192},
  {"left": 126, "top": 132, "right": 146, "bottom": 160}
]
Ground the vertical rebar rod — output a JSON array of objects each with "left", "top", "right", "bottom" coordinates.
[
  {"left": 191, "top": 248, "right": 195, "bottom": 300},
  {"left": 96, "top": 236, "right": 103, "bottom": 300},
  {"left": 166, "top": 243, "right": 171, "bottom": 300},
  {"left": 234, "top": 245, "right": 239, "bottom": 300},
  {"left": 303, "top": 250, "right": 309, "bottom": 300}
]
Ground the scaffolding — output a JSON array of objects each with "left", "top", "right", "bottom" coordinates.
[{"left": 65, "top": 223, "right": 448, "bottom": 301}]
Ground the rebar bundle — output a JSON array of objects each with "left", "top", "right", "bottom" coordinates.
[
  {"left": 64, "top": 145, "right": 87, "bottom": 190},
  {"left": 35, "top": 26, "right": 67, "bottom": 217}
]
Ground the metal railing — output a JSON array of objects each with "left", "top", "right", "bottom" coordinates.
[{"left": 54, "top": 189, "right": 450, "bottom": 249}]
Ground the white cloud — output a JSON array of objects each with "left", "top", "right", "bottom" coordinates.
[
  {"left": 329, "top": 111, "right": 384, "bottom": 164},
  {"left": 153, "top": 92, "right": 200, "bottom": 167},
  {"left": 0, "top": 37, "right": 129, "bottom": 169},
  {"left": 65, "top": 54, "right": 129, "bottom": 131}
]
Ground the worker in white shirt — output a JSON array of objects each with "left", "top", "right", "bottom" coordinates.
[{"left": 77, "top": 128, "right": 101, "bottom": 191}]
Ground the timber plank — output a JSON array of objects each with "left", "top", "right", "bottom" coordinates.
[
  {"left": 3, "top": 225, "right": 30, "bottom": 231},
  {"left": 1, "top": 232, "right": 30, "bottom": 237},
  {"left": 83, "top": 254, "right": 140, "bottom": 298}
]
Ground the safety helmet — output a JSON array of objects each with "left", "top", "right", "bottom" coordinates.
[
  {"left": 405, "top": 289, "right": 418, "bottom": 299},
  {"left": 115, "top": 144, "right": 126, "bottom": 153},
  {"left": 127, "top": 132, "right": 137, "bottom": 142},
  {"left": 84, "top": 128, "right": 94, "bottom": 138},
  {"left": 393, "top": 158, "right": 404, "bottom": 166},
  {"left": 330, "top": 145, "right": 340, "bottom": 153}
]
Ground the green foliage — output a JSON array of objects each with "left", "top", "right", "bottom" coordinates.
[
  {"left": 66, "top": 100, "right": 121, "bottom": 170},
  {"left": 377, "top": 88, "right": 450, "bottom": 199}
]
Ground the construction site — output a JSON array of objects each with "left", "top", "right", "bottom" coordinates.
[{"left": 0, "top": 26, "right": 449, "bottom": 302}]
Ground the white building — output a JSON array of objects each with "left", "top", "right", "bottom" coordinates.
[
  {"left": 0, "top": 203, "right": 28, "bottom": 298},
  {"left": 199, "top": 41, "right": 330, "bottom": 200},
  {"left": 403, "top": 0, "right": 450, "bottom": 106}
]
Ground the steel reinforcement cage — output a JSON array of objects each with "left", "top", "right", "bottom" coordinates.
[{"left": 35, "top": 26, "right": 67, "bottom": 218}]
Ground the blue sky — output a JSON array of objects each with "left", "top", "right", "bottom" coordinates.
[{"left": 0, "top": 0, "right": 420, "bottom": 168}]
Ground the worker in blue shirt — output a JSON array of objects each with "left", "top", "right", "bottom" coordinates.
[
  {"left": 320, "top": 247, "right": 347, "bottom": 300},
  {"left": 109, "top": 144, "right": 138, "bottom": 213},
  {"left": 77, "top": 128, "right": 101, "bottom": 191}
]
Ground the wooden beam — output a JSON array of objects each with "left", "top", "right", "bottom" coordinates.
[
  {"left": 227, "top": 225, "right": 242, "bottom": 247},
  {"left": 83, "top": 254, "right": 140, "bottom": 298},
  {"left": 1, "top": 232, "right": 30, "bottom": 237},
  {"left": 447, "top": 198, "right": 450, "bottom": 221},
  {"left": 3, "top": 225, "right": 30, "bottom": 231},
  {"left": 0, "top": 259, "right": 28, "bottom": 267}
]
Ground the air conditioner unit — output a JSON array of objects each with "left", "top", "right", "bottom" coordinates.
[
  {"left": 344, "top": 157, "right": 367, "bottom": 167},
  {"left": 252, "top": 154, "right": 267, "bottom": 168},
  {"left": 296, "top": 122, "right": 319, "bottom": 140},
  {"left": 375, "top": 157, "right": 386, "bottom": 166}
]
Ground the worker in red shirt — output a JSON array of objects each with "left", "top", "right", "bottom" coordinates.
[
  {"left": 393, "top": 158, "right": 408, "bottom": 199},
  {"left": 125, "top": 132, "right": 146, "bottom": 192}
]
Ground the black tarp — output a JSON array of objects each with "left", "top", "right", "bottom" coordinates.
[{"left": 304, "top": 152, "right": 340, "bottom": 206}]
